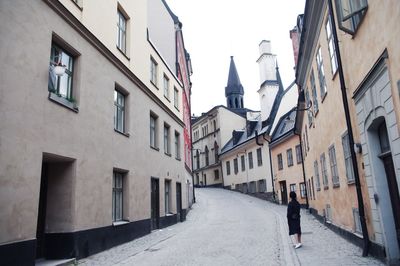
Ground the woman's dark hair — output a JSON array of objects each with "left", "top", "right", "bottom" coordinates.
[{"left": 289, "top": 191, "right": 297, "bottom": 200}]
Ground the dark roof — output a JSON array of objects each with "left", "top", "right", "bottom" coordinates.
[
  {"left": 161, "top": 0, "right": 180, "bottom": 25},
  {"left": 225, "top": 56, "right": 244, "bottom": 97},
  {"left": 270, "top": 107, "right": 297, "bottom": 145}
]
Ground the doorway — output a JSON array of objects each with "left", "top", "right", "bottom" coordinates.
[
  {"left": 36, "top": 163, "right": 48, "bottom": 258},
  {"left": 176, "top": 183, "right": 182, "bottom": 222},
  {"left": 151, "top": 178, "right": 160, "bottom": 230},
  {"left": 377, "top": 121, "right": 400, "bottom": 249},
  {"left": 279, "top": 181, "right": 288, "bottom": 205}
]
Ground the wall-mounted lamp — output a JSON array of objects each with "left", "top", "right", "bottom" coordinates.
[
  {"left": 52, "top": 61, "right": 66, "bottom": 76},
  {"left": 354, "top": 143, "right": 362, "bottom": 154}
]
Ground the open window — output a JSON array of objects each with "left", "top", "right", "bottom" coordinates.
[{"left": 335, "top": 0, "right": 368, "bottom": 35}]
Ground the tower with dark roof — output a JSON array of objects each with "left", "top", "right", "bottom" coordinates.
[{"left": 225, "top": 56, "right": 244, "bottom": 109}]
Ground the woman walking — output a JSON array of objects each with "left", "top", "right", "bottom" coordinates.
[{"left": 287, "top": 191, "right": 302, "bottom": 248}]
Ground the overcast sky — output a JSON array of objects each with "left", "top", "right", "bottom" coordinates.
[{"left": 166, "top": 0, "right": 306, "bottom": 116}]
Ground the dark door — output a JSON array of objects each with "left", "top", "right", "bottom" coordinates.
[
  {"left": 150, "top": 178, "right": 160, "bottom": 230},
  {"left": 280, "top": 181, "right": 288, "bottom": 205},
  {"left": 382, "top": 154, "right": 400, "bottom": 247},
  {"left": 176, "top": 183, "right": 182, "bottom": 222},
  {"left": 36, "top": 163, "right": 48, "bottom": 258}
]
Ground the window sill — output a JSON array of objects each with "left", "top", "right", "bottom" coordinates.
[
  {"left": 164, "top": 95, "right": 171, "bottom": 102},
  {"left": 166, "top": 213, "right": 174, "bottom": 217},
  {"left": 116, "top": 46, "right": 130, "bottom": 60},
  {"left": 316, "top": 188, "right": 321, "bottom": 191},
  {"left": 151, "top": 146, "right": 160, "bottom": 151},
  {"left": 112, "top": 220, "right": 129, "bottom": 226},
  {"left": 324, "top": 186, "right": 329, "bottom": 190},
  {"left": 150, "top": 81, "right": 158, "bottom": 90},
  {"left": 174, "top": 106, "right": 180, "bottom": 112},
  {"left": 332, "top": 183, "right": 340, "bottom": 188},
  {"left": 114, "top": 129, "right": 130, "bottom": 137},
  {"left": 175, "top": 157, "right": 181, "bottom": 161},
  {"left": 165, "top": 152, "right": 171, "bottom": 157},
  {"left": 347, "top": 180, "right": 356, "bottom": 185},
  {"left": 48, "top": 92, "right": 79, "bottom": 113}
]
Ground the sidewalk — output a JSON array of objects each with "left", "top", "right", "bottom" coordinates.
[{"left": 266, "top": 199, "right": 385, "bottom": 266}]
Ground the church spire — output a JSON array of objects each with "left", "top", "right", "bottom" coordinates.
[{"left": 225, "top": 56, "right": 244, "bottom": 109}]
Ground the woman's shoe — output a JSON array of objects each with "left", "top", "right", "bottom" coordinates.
[{"left": 294, "top": 243, "right": 302, "bottom": 249}]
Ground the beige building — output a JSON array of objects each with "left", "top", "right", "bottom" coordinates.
[
  {"left": 192, "top": 106, "right": 247, "bottom": 187},
  {"left": 295, "top": 0, "right": 400, "bottom": 263},
  {"left": 270, "top": 108, "right": 307, "bottom": 206},
  {"left": 0, "top": 0, "right": 193, "bottom": 264}
]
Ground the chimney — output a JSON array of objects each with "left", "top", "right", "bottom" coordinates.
[{"left": 290, "top": 27, "right": 300, "bottom": 69}]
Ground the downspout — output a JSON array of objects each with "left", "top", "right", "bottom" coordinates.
[
  {"left": 327, "top": 0, "right": 370, "bottom": 256},
  {"left": 255, "top": 130, "right": 276, "bottom": 202}
]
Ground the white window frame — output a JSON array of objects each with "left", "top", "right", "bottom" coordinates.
[
  {"left": 163, "top": 74, "right": 170, "bottom": 99},
  {"left": 165, "top": 180, "right": 171, "bottom": 214},
  {"left": 174, "top": 87, "right": 179, "bottom": 110},
  {"left": 329, "top": 145, "right": 340, "bottom": 187},
  {"left": 49, "top": 43, "right": 74, "bottom": 101},
  {"left": 295, "top": 144, "right": 302, "bottom": 164},
  {"left": 248, "top": 152, "right": 253, "bottom": 169},
  {"left": 150, "top": 57, "right": 158, "bottom": 86},
  {"left": 326, "top": 15, "right": 338, "bottom": 75},
  {"left": 164, "top": 124, "right": 170, "bottom": 155},
  {"left": 150, "top": 114, "right": 158, "bottom": 148},
  {"left": 287, "top": 149, "right": 293, "bottom": 167},
  {"left": 175, "top": 131, "right": 180, "bottom": 159},
  {"left": 117, "top": 9, "right": 127, "bottom": 54},
  {"left": 316, "top": 46, "right": 327, "bottom": 98},
  {"left": 257, "top": 148, "right": 263, "bottom": 166},
  {"left": 114, "top": 90, "right": 125, "bottom": 133},
  {"left": 321, "top": 153, "right": 329, "bottom": 189},
  {"left": 314, "top": 160, "right": 321, "bottom": 191},
  {"left": 112, "top": 172, "right": 124, "bottom": 222},
  {"left": 310, "top": 69, "right": 319, "bottom": 114},
  {"left": 342, "top": 132, "right": 355, "bottom": 183}
]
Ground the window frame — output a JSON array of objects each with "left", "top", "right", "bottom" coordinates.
[
  {"left": 335, "top": 0, "right": 368, "bottom": 35},
  {"left": 287, "top": 148, "right": 293, "bottom": 167},
  {"left": 174, "top": 131, "right": 180, "bottom": 160},
  {"left": 277, "top": 153, "right": 283, "bottom": 170},
  {"left": 150, "top": 57, "right": 158, "bottom": 86},
  {"left": 316, "top": 46, "right": 327, "bottom": 99},
  {"left": 326, "top": 15, "right": 338, "bottom": 75},
  {"left": 295, "top": 144, "right": 302, "bottom": 164},
  {"left": 248, "top": 152, "right": 254, "bottom": 169},
  {"left": 310, "top": 69, "right": 319, "bottom": 114},
  {"left": 150, "top": 113, "right": 158, "bottom": 149},
  {"left": 163, "top": 123, "right": 171, "bottom": 155},
  {"left": 320, "top": 153, "right": 329, "bottom": 189},
  {"left": 256, "top": 148, "right": 263, "bottom": 166},
  {"left": 114, "top": 89, "right": 126, "bottom": 134},
  {"left": 112, "top": 171, "right": 124, "bottom": 222},
  {"left": 314, "top": 160, "right": 321, "bottom": 191},
  {"left": 329, "top": 145, "right": 340, "bottom": 187},
  {"left": 342, "top": 132, "right": 355, "bottom": 183},
  {"left": 226, "top": 161, "right": 231, "bottom": 175},
  {"left": 233, "top": 158, "right": 239, "bottom": 174},
  {"left": 163, "top": 74, "right": 170, "bottom": 100},
  {"left": 165, "top": 180, "right": 171, "bottom": 214},
  {"left": 117, "top": 8, "right": 128, "bottom": 55},
  {"left": 241, "top": 155, "right": 246, "bottom": 172},
  {"left": 174, "top": 87, "right": 179, "bottom": 110},
  {"left": 300, "top": 182, "right": 306, "bottom": 198}
]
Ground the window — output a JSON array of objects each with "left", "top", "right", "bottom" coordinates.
[
  {"left": 114, "top": 90, "right": 125, "bottom": 133},
  {"left": 150, "top": 114, "right": 158, "bottom": 148},
  {"left": 300, "top": 182, "right": 306, "bottom": 198},
  {"left": 165, "top": 180, "right": 171, "bottom": 214},
  {"left": 241, "top": 155, "right": 245, "bottom": 171},
  {"left": 163, "top": 75, "right": 170, "bottom": 99},
  {"left": 329, "top": 145, "right": 340, "bottom": 187},
  {"left": 326, "top": 15, "right": 338, "bottom": 75},
  {"left": 326, "top": 204, "right": 332, "bottom": 222},
  {"left": 233, "top": 158, "right": 238, "bottom": 174},
  {"left": 321, "top": 153, "right": 329, "bottom": 189},
  {"left": 290, "top": 184, "right": 296, "bottom": 192},
  {"left": 112, "top": 171, "right": 124, "bottom": 222},
  {"left": 49, "top": 44, "right": 74, "bottom": 101},
  {"left": 226, "top": 161, "right": 231, "bottom": 175},
  {"left": 287, "top": 149, "right": 293, "bottom": 167},
  {"left": 305, "top": 89, "right": 313, "bottom": 126},
  {"left": 196, "top": 150, "right": 200, "bottom": 169},
  {"left": 175, "top": 131, "right": 180, "bottom": 159},
  {"left": 342, "top": 132, "right": 355, "bottom": 183},
  {"left": 257, "top": 148, "right": 263, "bottom": 166},
  {"left": 174, "top": 87, "right": 179, "bottom": 109},
  {"left": 295, "top": 145, "right": 302, "bottom": 164},
  {"left": 214, "top": 170, "right": 219, "bottom": 180},
  {"left": 311, "top": 177, "right": 316, "bottom": 200},
  {"left": 316, "top": 47, "right": 327, "bottom": 98},
  {"left": 353, "top": 208, "right": 362, "bottom": 233},
  {"left": 277, "top": 153, "right": 283, "bottom": 170},
  {"left": 305, "top": 126, "right": 310, "bottom": 151},
  {"left": 205, "top": 146, "right": 209, "bottom": 166},
  {"left": 213, "top": 120, "right": 217, "bottom": 131},
  {"left": 248, "top": 152, "right": 254, "bottom": 169},
  {"left": 150, "top": 57, "right": 158, "bottom": 86},
  {"left": 214, "top": 142, "right": 219, "bottom": 163},
  {"left": 164, "top": 124, "right": 170, "bottom": 155},
  {"left": 310, "top": 69, "right": 319, "bottom": 114},
  {"left": 314, "top": 160, "right": 321, "bottom": 191},
  {"left": 336, "top": 0, "right": 368, "bottom": 35},
  {"left": 117, "top": 9, "right": 127, "bottom": 54}
]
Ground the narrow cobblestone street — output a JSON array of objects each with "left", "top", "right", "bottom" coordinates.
[{"left": 78, "top": 188, "right": 384, "bottom": 266}]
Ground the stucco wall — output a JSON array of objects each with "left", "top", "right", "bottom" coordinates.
[{"left": 0, "top": 0, "right": 188, "bottom": 245}]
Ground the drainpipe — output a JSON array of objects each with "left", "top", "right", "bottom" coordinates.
[
  {"left": 327, "top": 0, "right": 370, "bottom": 256},
  {"left": 255, "top": 130, "right": 276, "bottom": 202}
]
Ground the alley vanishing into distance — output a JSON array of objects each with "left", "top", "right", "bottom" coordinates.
[{"left": 79, "top": 188, "right": 383, "bottom": 266}]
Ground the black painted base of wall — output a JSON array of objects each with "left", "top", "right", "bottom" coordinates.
[
  {"left": 160, "top": 214, "right": 177, "bottom": 228},
  {"left": 195, "top": 183, "right": 222, "bottom": 188},
  {"left": 0, "top": 239, "right": 36, "bottom": 266},
  {"left": 309, "top": 207, "right": 386, "bottom": 262},
  {"left": 0, "top": 219, "right": 151, "bottom": 265}
]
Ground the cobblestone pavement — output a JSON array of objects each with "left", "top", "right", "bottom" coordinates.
[{"left": 77, "top": 188, "right": 384, "bottom": 266}]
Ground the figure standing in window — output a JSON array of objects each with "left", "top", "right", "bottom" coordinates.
[{"left": 287, "top": 191, "right": 302, "bottom": 249}]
